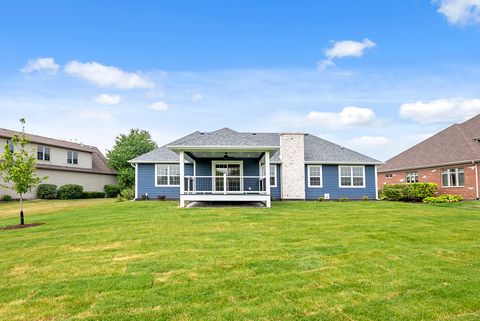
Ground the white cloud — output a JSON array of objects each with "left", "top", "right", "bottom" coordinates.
[
  {"left": 64, "top": 61, "right": 155, "bottom": 89},
  {"left": 95, "top": 94, "right": 121, "bottom": 105},
  {"left": 21, "top": 57, "right": 59, "bottom": 74},
  {"left": 318, "top": 39, "right": 376, "bottom": 70},
  {"left": 399, "top": 97, "right": 480, "bottom": 124},
  {"left": 434, "top": 0, "right": 480, "bottom": 25},
  {"left": 348, "top": 136, "right": 390, "bottom": 150},
  {"left": 148, "top": 101, "right": 169, "bottom": 111},
  {"left": 306, "top": 106, "right": 379, "bottom": 129}
]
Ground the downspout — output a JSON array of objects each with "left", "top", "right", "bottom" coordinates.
[
  {"left": 374, "top": 165, "right": 379, "bottom": 200},
  {"left": 475, "top": 162, "right": 479, "bottom": 200}
]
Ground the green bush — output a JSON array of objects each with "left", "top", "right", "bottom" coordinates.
[
  {"left": 104, "top": 184, "right": 121, "bottom": 198},
  {"left": 57, "top": 184, "right": 84, "bottom": 200},
  {"left": 116, "top": 187, "right": 135, "bottom": 202},
  {"left": 0, "top": 195, "right": 12, "bottom": 202},
  {"left": 37, "top": 184, "right": 57, "bottom": 199},
  {"left": 362, "top": 195, "right": 369, "bottom": 201},
  {"left": 82, "top": 191, "right": 106, "bottom": 199},
  {"left": 317, "top": 196, "right": 325, "bottom": 202},
  {"left": 423, "top": 194, "right": 464, "bottom": 203},
  {"left": 339, "top": 197, "right": 349, "bottom": 202},
  {"left": 381, "top": 183, "right": 437, "bottom": 202}
]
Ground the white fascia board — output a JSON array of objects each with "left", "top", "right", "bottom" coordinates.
[
  {"left": 167, "top": 145, "right": 280, "bottom": 152},
  {"left": 304, "top": 161, "right": 383, "bottom": 165}
]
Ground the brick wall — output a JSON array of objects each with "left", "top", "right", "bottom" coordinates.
[{"left": 378, "top": 163, "right": 479, "bottom": 199}]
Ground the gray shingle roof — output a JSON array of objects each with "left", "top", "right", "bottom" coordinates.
[
  {"left": 0, "top": 128, "right": 116, "bottom": 175},
  {"left": 168, "top": 128, "right": 275, "bottom": 147},
  {"left": 131, "top": 128, "right": 380, "bottom": 164}
]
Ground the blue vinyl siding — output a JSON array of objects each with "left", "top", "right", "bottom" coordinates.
[
  {"left": 195, "top": 158, "right": 261, "bottom": 192},
  {"left": 305, "top": 165, "right": 377, "bottom": 200},
  {"left": 138, "top": 162, "right": 375, "bottom": 201},
  {"left": 137, "top": 163, "right": 193, "bottom": 199},
  {"left": 271, "top": 165, "right": 281, "bottom": 200}
]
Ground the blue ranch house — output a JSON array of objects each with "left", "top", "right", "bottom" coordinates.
[{"left": 129, "top": 128, "right": 381, "bottom": 207}]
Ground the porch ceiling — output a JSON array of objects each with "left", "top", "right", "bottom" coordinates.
[{"left": 188, "top": 151, "right": 263, "bottom": 159}]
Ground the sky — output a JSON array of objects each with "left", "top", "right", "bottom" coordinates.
[{"left": 1, "top": 0, "right": 480, "bottom": 161}]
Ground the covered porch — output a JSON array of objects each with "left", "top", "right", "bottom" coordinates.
[{"left": 172, "top": 147, "right": 277, "bottom": 208}]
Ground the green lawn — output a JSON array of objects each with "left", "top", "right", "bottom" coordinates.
[{"left": 1, "top": 200, "right": 480, "bottom": 321}]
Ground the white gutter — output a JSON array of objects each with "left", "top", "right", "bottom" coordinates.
[
  {"left": 374, "top": 165, "right": 379, "bottom": 200},
  {"left": 304, "top": 161, "right": 383, "bottom": 165},
  {"left": 167, "top": 145, "right": 280, "bottom": 152},
  {"left": 378, "top": 159, "right": 480, "bottom": 173}
]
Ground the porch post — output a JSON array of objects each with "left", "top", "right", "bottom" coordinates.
[
  {"left": 179, "top": 151, "right": 185, "bottom": 208},
  {"left": 265, "top": 151, "right": 271, "bottom": 208}
]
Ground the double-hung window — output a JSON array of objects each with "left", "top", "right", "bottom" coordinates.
[
  {"left": 405, "top": 171, "right": 418, "bottom": 183},
  {"left": 308, "top": 165, "right": 323, "bottom": 187},
  {"left": 339, "top": 165, "right": 365, "bottom": 187},
  {"left": 67, "top": 150, "right": 78, "bottom": 165},
  {"left": 442, "top": 168, "right": 464, "bottom": 187},
  {"left": 37, "top": 145, "right": 50, "bottom": 161},
  {"left": 261, "top": 164, "right": 277, "bottom": 187},
  {"left": 156, "top": 164, "right": 180, "bottom": 186}
]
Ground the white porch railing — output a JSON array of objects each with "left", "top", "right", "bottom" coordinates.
[{"left": 184, "top": 175, "right": 268, "bottom": 195}]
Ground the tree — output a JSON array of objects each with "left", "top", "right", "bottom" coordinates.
[
  {"left": 107, "top": 129, "right": 157, "bottom": 189},
  {"left": 0, "top": 119, "right": 44, "bottom": 225}
]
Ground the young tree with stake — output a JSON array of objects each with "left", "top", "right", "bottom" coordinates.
[{"left": 0, "top": 119, "right": 43, "bottom": 225}]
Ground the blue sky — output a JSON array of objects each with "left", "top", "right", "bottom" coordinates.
[{"left": 1, "top": 0, "right": 480, "bottom": 160}]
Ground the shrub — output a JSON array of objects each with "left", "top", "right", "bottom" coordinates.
[
  {"left": 157, "top": 195, "right": 166, "bottom": 201},
  {"left": 82, "top": 191, "right": 106, "bottom": 199},
  {"left": 116, "top": 188, "right": 135, "bottom": 202},
  {"left": 104, "top": 184, "right": 121, "bottom": 198},
  {"left": 57, "top": 184, "right": 84, "bottom": 200},
  {"left": 0, "top": 195, "right": 12, "bottom": 202},
  {"left": 381, "top": 183, "right": 437, "bottom": 202},
  {"left": 339, "top": 197, "right": 349, "bottom": 202},
  {"left": 423, "top": 194, "right": 464, "bottom": 203},
  {"left": 317, "top": 196, "right": 325, "bottom": 202},
  {"left": 362, "top": 195, "right": 369, "bottom": 201},
  {"left": 37, "top": 184, "right": 57, "bottom": 199}
]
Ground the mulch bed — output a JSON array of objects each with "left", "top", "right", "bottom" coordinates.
[{"left": 0, "top": 223, "right": 44, "bottom": 231}]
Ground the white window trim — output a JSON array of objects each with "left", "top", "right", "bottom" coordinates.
[
  {"left": 307, "top": 165, "right": 323, "bottom": 188},
  {"left": 155, "top": 164, "right": 181, "bottom": 187},
  {"left": 67, "top": 150, "right": 78, "bottom": 165},
  {"left": 260, "top": 163, "right": 277, "bottom": 188},
  {"left": 441, "top": 168, "right": 465, "bottom": 188},
  {"left": 338, "top": 165, "right": 366, "bottom": 188},
  {"left": 405, "top": 171, "right": 419, "bottom": 183},
  {"left": 211, "top": 160, "right": 244, "bottom": 191},
  {"left": 37, "top": 145, "right": 51, "bottom": 161}
]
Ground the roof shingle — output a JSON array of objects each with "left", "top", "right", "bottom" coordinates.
[
  {"left": 378, "top": 114, "right": 480, "bottom": 172},
  {"left": 131, "top": 128, "right": 380, "bottom": 164}
]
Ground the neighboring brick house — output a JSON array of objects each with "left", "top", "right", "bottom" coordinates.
[{"left": 378, "top": 115, "right": 480, "bottom": 199}]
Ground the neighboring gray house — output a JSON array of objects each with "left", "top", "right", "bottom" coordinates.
[
  {"left": 129, "top": 128, "right": 381, "bottom": 207},
  {"left": 0, "top": 128, "right": 117, "bottom": 199}
]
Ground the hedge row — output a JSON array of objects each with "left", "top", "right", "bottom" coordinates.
[
  {"left": 36, "top": 184, "right": 112, "bottom": 200},
  {"left": 380, "top": 183, "right": 437, "bottom": 202}
]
